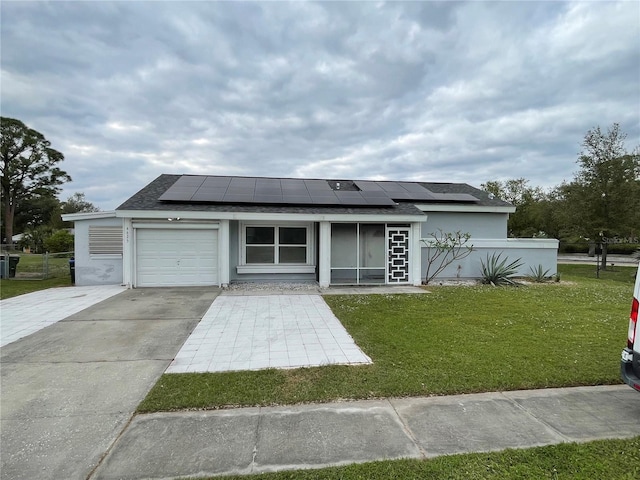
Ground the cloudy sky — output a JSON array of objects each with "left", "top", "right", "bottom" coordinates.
[{"left": 2, "top": 1, "right": 639, "bottom": 210}]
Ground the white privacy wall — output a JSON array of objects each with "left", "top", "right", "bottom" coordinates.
[
  {"left": 419, "top": 211, "right": 558, "bottom": 281},
  {"left": 420, "top": 238, "right": 559, "bottom": 281}
]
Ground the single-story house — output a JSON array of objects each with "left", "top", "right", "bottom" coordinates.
[{"left": 62, "top": 174, "right": 558, "bottom": 288}]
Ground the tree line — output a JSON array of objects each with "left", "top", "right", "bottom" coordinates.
[{"left": 482, "top": 123, "right": 640, "bottom": 255}]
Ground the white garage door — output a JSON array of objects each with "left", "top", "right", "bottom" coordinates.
[{"left": 136, "top": 228, "right": 218, "bottom": 287}]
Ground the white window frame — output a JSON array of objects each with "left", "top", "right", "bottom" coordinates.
[
  {"left": 237, "top": 222, "right": 315, "bottom": 274},
  {"left": 89, "top": 225, "right": 123, "bottom": 257}
]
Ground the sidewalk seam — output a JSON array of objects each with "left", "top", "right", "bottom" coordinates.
[
  {"left": 499, "top": 392, "right": 572, "bottom": 443},
  {"left": 387, "top": 399, "right": 427, "bottom": 459},
  {"left": 85, "top": 412, "right": 137, "bottom": 480},
  {"left": 249, "top": 406, "right": 264, "bottom": 473}
]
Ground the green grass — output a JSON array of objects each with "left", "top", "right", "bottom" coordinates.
[
  {"left": 194, "top": 437, "right": 640, "bottom": 480},
  {"left": 138, "top": 264, "right": 635, "bottom": 413},
  {"left": 559, "top": 263, "right": 638, "bottom": 284},
  {"left": 0, "top": 276, "right": 72, "bottom": 300},
  {"left": 0, "top": 253, "right": 73, "bottom": 299},
  {"left": 13, "top": 252, "right": 72, "bottom": 277}
]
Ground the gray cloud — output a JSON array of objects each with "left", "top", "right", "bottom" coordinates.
[{"left": 1, "top": 1, "right": 638, "bottom": 210}]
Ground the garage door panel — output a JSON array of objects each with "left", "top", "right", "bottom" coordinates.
[{"left": 136, "top": 229, "right": 218, "bottom": 287}]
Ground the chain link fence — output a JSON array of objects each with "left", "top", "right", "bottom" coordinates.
[{"left": 0, "top": 246, "right": 73, "bottom": 280}]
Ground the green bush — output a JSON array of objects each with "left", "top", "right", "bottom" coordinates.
[
  {"left": 607, "top": 243, "right": 640, "bottom": 255},
  {"left": 43, "top": 230, "right": 74, "bottom": 253},
  {"left": 560, "top": 240, "right": 639, "bottom": 255}
]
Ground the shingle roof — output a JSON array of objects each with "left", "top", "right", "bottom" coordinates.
[
  {"left": 418, "top": 182, "right": 513, "bottom": 208},
  {"left": 116, "top": 174, "right": 512, "bottom": 215},
  {"left": 116, "top": 175, "right": 425, "bottom": 216}
]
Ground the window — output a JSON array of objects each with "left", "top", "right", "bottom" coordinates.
[
  {"left": 89, "top": 226, "right": 123, "bottom": 255},
  {"left": 243, "top": 225, "right": 309, "bottom": 265}
]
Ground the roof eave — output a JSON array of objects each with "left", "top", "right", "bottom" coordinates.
[
  {"left": 414, "top": 204, "right": 516, "bottom": 213},
  {"left": 115, "top": 209, "right": 427, "bottom": 223},
  {"left": 61, "top": 211, "right": 117, "bottom": 221}
]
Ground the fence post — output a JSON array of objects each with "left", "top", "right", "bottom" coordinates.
[
  {"left": 44, "top": 252, "right": 49, "bottom": 280},
  {"left": 3, "top": 249, "right": 8, "bottom": 279}
]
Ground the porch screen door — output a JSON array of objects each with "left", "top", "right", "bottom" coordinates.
[{"left": 387, "top": 227, "right": 410, "bottom": 284}]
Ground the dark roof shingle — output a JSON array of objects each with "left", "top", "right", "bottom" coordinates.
[{"left": 116, "top": 174, "right": 512, "bottom": 215}]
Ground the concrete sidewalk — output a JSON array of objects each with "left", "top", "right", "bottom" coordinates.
[{"left": 92, "top": 385, "right": 640, "bottom": 479}]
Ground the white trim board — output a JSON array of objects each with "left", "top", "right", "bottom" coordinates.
[
  {"left": 415, "top": 204, "right": 515, "bottom": 213},
  {"left": 116, "top": 210, "right": 427, "bottom": 223}
]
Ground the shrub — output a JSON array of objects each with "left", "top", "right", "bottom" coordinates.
[
  {"left": 480, "top": 252, "right": 524, "bottom": 286},
  {"left": 43, "top": 230, "right": 74, "bottom": 253},
  {"left": 421, "top": 230, "right": 473, "bottom": 284},
  {"left": 527, "top": 264, "right": 552, "bottom": 283},
  {"left": 607, "top": 243, "right": 640, "bottom": 255}
]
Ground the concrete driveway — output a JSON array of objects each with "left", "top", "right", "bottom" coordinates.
[{"left": 0, "top": 287, "right": 220, "bottom": 480}]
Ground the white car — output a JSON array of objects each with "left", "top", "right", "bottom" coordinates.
[{"left": 621, "top": 266, "right": 640, "bottom": 392}]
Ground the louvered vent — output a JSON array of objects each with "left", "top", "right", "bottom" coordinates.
[{"left": 89, "top": 226, "right": 123, "bottom": 255}]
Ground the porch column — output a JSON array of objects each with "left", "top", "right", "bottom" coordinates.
[
  {"left": 122, "top": 217, "right": 133, "bottom": 288},
  {"left": 218, "top": 220, "right": 230, "bottom": 288},
  {"left": 318, "top": 221, "right": 331, "bottom": 288},
  {"left": 411, "top": 221, "right": 423, "bottom": 286}
]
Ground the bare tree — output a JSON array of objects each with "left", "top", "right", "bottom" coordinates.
[{"left": 422, "top": 230, "right": 473, "bottom": 284}]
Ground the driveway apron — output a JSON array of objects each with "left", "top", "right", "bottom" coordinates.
[{"left": 0, "top": 287, "right": 220, "bottom": 480}]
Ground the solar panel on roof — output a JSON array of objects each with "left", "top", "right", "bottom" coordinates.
[
  {"left": 174, "top": 176, "right": 207, "bottom": 186},
  {"left": 398, "top": 182, "right": 431, "bottom": 194},
  {"left": 311, "top": 197, "right": 342, "bottom": 205},
  {"left": 158, "top": 185, "right": 198, "bottom": 201},
  {"left": 360, "top": 190, "right": 389, "bottom": 198},
  {"left": 304, "top": 180, "right": 331, "bottom": 190},
  {"left": 281, "top": 179, "right": 305, "bottom": 186},
  {"left": 378, "top": 182, "right": 407, "bottom": 192},
  {"left": 282, "top": 195, "right": 312, "bottom": 203},
  {"left": 253, "top": 194, "right": 284, "bottom": 203},
  {"left": 354, "top": 181, "right": 385, "bottom": 191},
  {"left": 222, "top": 194, "right": 255, "bottom": 202},
  {"left": 255, "top": 187, "right": 282, "bottom": 195},
  {"left": 191, "top": 191, "right": 226, "bottom": 202},
  {"left": 203, "top": 177, "right": 231, "bottom": 187},
  {"left": 282, "top": 188, "right": 308, "bottom": 195},
  {"left": 160, "top": 174, "right": 474, "bottom": 207},
  {"left": 162, "top": 191, "right": 194, "bottom": 201}
]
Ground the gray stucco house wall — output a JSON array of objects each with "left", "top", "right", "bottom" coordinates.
[
  {"left": 419, "top": 211, "right": 557, "bottom": 281},
  {"left": 70, "top": 213, "right": 123, "bottom": 286}
]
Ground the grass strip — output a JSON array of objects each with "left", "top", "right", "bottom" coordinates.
[
  {"left": 138, "top": 265, "right": 635, "bottom": 412},
  {"left": 194, "top": 436, "right": 640, "bottom": 480},
  {"left": 0, "top": 276, "right": 72, "bottom": 300}
]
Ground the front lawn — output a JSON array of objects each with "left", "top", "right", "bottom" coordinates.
[
  {"left": 138, "top": 264, "right": 635, "bottom": 412},
  {"left": 205, "top": 436, "right": 640, "bottom": 480},
  {"left": 0, "top": 252, "right": 73, "bottom": 299},
  {"left": 0, "top": 276, "right": 72, "bottom": 300}
]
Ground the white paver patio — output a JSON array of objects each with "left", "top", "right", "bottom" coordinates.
[
  {"left": 166, "top": 294, "right": 372, "bottom": 373},
  {"left": 0, "top": 285, "right": 127, "bottom": 347}
]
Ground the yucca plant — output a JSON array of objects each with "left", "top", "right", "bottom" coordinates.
[
  {"left": 527, "top": 264, "right": 552, "bottom": 283},
  {"left": 480, "top": 252, "right": 524, "bottom": 286}
]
